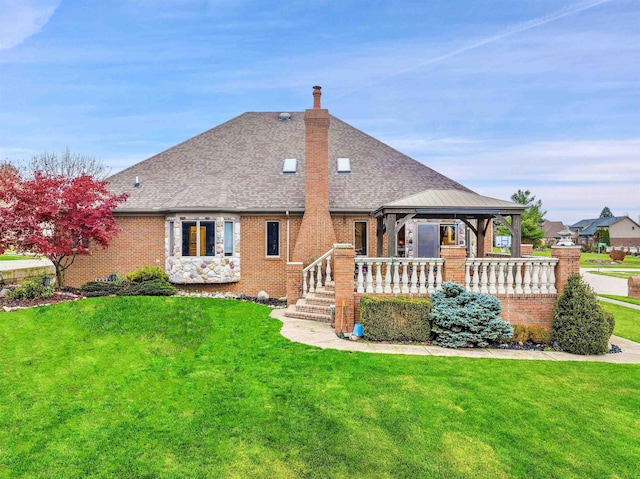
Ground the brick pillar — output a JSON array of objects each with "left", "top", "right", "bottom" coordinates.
[
  {"left": 520, "top": 244, "right": 534, "bottom": 256},
  {"left": 628, "top": 276, "right": 640, "bottom": 298},
  {"left": 440, "top": 246, "right": 466, "bottom": 285},
  {"left": 286, "top": 262, "right": 303, "bottom": 306},
  {"left": 333, "top": 243, "right": 355, "bottom": 335},
  {"left": 292, "top": 86, "right": 337, "bottom": 263},
  {"left": 551, "top": 246, "right": 581, "bottom": 294}
]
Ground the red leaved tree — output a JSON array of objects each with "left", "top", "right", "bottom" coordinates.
[{"left": 0, "top": 171, "right": 128, "bottom": 286}]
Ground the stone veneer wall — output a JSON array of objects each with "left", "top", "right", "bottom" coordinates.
[{"left": 165, "top": 215, "right": 241, "bottom": 284}]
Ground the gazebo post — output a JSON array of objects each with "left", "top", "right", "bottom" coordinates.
[
  {"left": 511, "top": 214, "right": 522, "bottom": 257},
  {"left": 376, "top": 216, "right": 384, "bottom": 256},
  {"left": 477, "top": 218, "right": 486, "bottom": 258},
  {"left": 386, "top": 213, "right": 397, "bottom": 257}
]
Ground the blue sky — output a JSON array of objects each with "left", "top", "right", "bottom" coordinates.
[{"left": 1, "top": 0, "right": 638, "bottom": 225}]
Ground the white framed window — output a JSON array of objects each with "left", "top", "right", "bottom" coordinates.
[
  {"left": 266, "top": 221, "right": 280, "bottom": 257},
  {"left": 181, "top": 220, "right": 216, "bottom": 257},
  {"left": 224, "top": 221, "right": 234, "bottom": 256}
]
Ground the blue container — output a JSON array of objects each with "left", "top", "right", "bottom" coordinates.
[{"left": 352, "top": 323, "right": 364, "bottom": 337}]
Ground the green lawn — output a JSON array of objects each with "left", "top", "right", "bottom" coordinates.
[
  {"left": 591, "top": 271, "right": 639, "bottom": 279},
  {"left": 0, "top": 254, "right": 28, "bottom": 261},
  {"left": 601, "top": 301, "right": 640, "bottom": 343},
  {"left": 532, "top": 250, "right": 640, "bottom": 269},
  {"left": 1, "top": 298, "right": 639, "bottom": 478}
]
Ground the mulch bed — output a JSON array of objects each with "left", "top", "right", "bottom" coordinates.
[{"left": 0, "top": 290, "right": 83, "bottom": 311}]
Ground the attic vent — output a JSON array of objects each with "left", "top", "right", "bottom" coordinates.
[
  {"left": 283, "top": 158, "right": 297, "bottom": 173},
  {"left": 278, "top": 112, "right": 292, "bottom": 121},
  {"left": 337, "top": 157, "right": 351, "bottom": 173}
]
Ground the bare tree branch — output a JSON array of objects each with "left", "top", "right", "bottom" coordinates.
[{"left": 28, "top": 148, "right": 110, "bottom": 180}]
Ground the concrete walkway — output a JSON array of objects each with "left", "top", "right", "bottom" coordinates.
[
  {"left": 580, "top": 267, "right": 639, "bottom": 296},
  {"left": 271, "top": 308, "right": 640, "bottom": 364}
]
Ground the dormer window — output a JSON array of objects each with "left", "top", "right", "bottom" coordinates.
[
  {"left": 337, "top": 157, "right": 351, "bottom": 173},
  {"left": 283, "top": 158, "right": 297, "bottom": 174}
]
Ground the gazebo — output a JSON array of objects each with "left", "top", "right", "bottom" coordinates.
[{"left": 371, "top": 189, "right": 527, "bottom": 258}]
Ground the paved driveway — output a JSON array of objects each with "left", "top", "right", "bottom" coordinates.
[{"left": 580, "top": 268, "right": 638, "bottom": 296}]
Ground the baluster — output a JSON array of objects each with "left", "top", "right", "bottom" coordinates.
[
  {"left": 540, "top": 261, "right": 549, "bottom": 294},
  {"left": 366, "top": 261, "right": 374, "bottom": 293},
  {"left": 393, "top": 261, "right": 401, "bottom": 294},
  {"left": 506, "top": 261, "right": 515, "bottom": 294},
  {"left": 497, "top": 262, "right": 506, "bottom": 294},
  {"left": 309, "top": 268, "right": 315, "bottom": 294},
  {"left": 480, "top": 260, "right": 489, "bottom": 294},
  {"left": 419, "top": 261, "right": 427, "bottom": 294},
  {"left": 384, "top": 260, "right": 392, "bottom": 293},
  {"left": 435, "top": 260, "right": 443, "bottom": 291},
  {"left": 375, "top": 261, "right": 383, "bottom": 293},
  {"left": 523, "top": 262, "right": 532, "bottom": 294},
  {"left": 531, "top": 261, "right": 540, "bottom": 294},
  {"left": 356, "top": 262, "right": 364, "bottom": 293},
  {"left": 410, "top": 260, "right": 418, "bottom": 293},
  {"left": 401, "top": 261, "right": 410, "bottom": 293},
  {"left": 302, "top": 270, "right": 308, "bottom": 297},
  {"left": 316, "top": 263, "right": 323, "bottom": 290},
  {"left": 465, "top": 262, "right": 471, "bottom": 290},
  {"left": 488, "top": 261, "right": 497, "bottom": 294},
  {"left": 472, "top": 260, "right": 480, "bottom": 293},
  {"left": 427, "top": 261, "right": 435, "bottom": 294},
  {"left": 514, "top": 261, "right": 523, "bottom": 294},
  {"left": 548, "top": 261, "right": 557, "bottom": 294},
  {"left": 325, "top": 255, "right": 332, "bottom": 284}
]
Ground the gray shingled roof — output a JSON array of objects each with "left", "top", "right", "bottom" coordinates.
[
  {"left": 108, "top": 112, "right": 472, "bottom": 213},
  {"left": 576, "top": 216, "right": 627, "bottom": 236}
]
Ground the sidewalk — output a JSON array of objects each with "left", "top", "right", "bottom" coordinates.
[{"left": 270, "top": 308, "right": 640, "bottom": 364}]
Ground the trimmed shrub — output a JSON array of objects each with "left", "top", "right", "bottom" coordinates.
[
  {"left": 120, "top": 279, "right": 176, "bottom": 296},
  {"left": 80, "top": 281, "right": 122, "bottom": 297},
  {"left": 430, "top": 282, "right": 513, "bottom": 348},
  {"left": 511, "top": 324, "right": 551, "bottom": 345},
  {"left": 80, "top": 278, "right": 176, "bottom": 297},
  {"left": 8, "top": 275, "right": 54, "bottom": 300},
  {"left": 125, "top": 266, "right": 169, "bottom": 283},
  {"left": 360, "top": 296, "right": 431, "bottom": 342},
  {"left": 552, "top": 274, "right": 615, "bottom": 355},
  {"left": 609, "top": 249, "right": 626, "bottom": 262}
]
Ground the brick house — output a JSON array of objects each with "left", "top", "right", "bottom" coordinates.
[
  {"left": 571, "top": 216, "right": 640, "bottom": 248},
  {"left": 68, "top": 87, "right": 580, "bottom": 332}
]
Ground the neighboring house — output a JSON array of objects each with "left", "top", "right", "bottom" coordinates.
[
  {"left": 570, "top": 216, "right": 640, "bottom": 248},
  {"left": 541, "top": 220, "right": 568, "bottom": 247}
]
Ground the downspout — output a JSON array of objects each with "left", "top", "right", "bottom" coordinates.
[{"left": 286, "top": 210, "right": 290, "bottom": 263}]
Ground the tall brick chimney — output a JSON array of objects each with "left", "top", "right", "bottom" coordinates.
[{"left": 292, "top": 86, "right": 337, "bottom": 262}]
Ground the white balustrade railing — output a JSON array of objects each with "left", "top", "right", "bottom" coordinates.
[
  {"left": 355, "top": 258, "right": 443, "bottom": 295},
  {"left": 464, "top": 258, "right": 558, "bottom": 295},
  {"left": 302, "top": 249, "right": 333, "bottom": 297}
]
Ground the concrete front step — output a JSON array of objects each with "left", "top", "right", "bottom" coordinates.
[
  {"left": 304, "top": 294, "right": 335, "bottom": 306},
  {"left": 294, "top": 298, "right": 332, "bottom": 315},
  {"left": 284, "top": 306, "right": 332, "bottom": 323}
]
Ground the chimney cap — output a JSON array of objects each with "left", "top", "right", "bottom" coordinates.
[{"left": 313, "top": 85, "right": 322, "bottom": 90}]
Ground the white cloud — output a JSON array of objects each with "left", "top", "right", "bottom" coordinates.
[{"left": 0, "top": 0, "right": 59, "bottom": 50}]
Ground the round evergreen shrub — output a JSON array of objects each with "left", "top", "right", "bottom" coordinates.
[
  {"left": 125, "top": 266, "right": 169, "bottom": 283},
  {"left": 552, "top": 274, "right": 615, "bottom": 355},
  {"left": 430, "top": 282, "right": 513, "bottom": 348}
]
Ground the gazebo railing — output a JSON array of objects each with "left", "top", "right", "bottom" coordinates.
[
  {"left": 355, "top": 257, "right": 443, "bottom": 294},
  {"left": 464, "top": 257, "right": 558, "bottom": 295}
]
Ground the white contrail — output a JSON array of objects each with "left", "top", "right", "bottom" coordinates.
[
  {"left": 410, "top": 0, "right": 613, "bottom": 69},
  {"left": 336, "top": 0, "right": 613, "bottom": 97}
]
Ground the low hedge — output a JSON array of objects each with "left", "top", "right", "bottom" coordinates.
[
  {"left": 360, "top": 296, "right": 431, "bottom": 342},
  {"left": 80, "top": 279, "right": 176, "bottom": 297}
]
